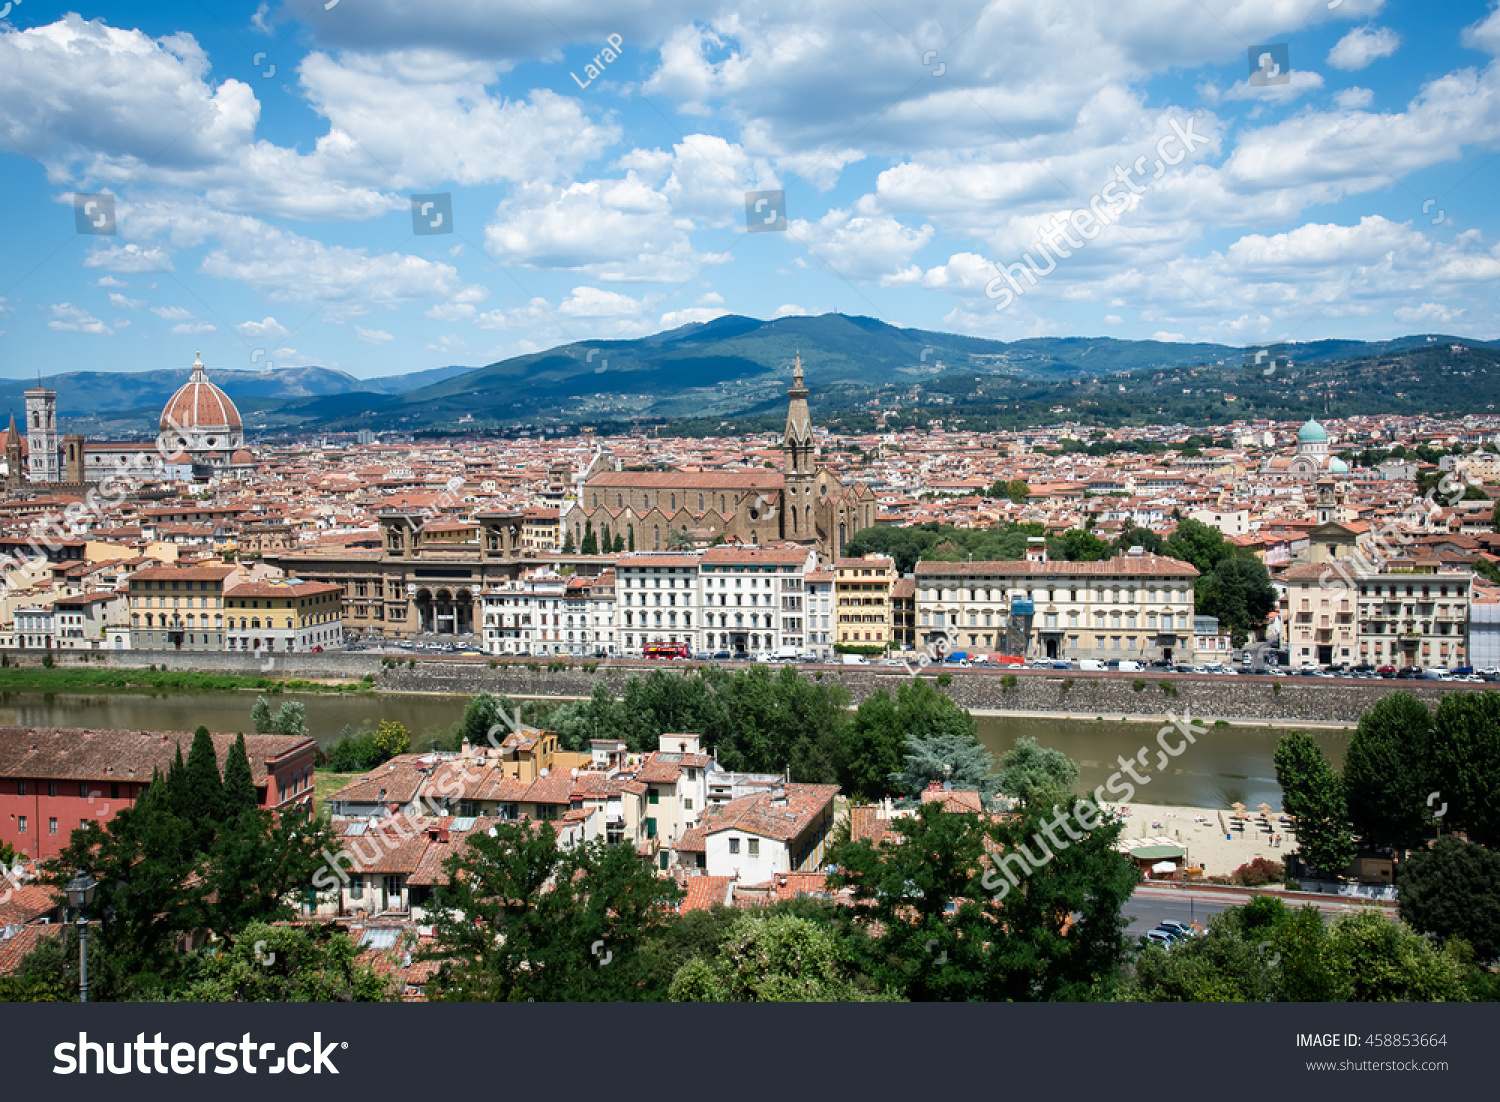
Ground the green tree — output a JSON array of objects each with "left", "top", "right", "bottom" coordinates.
[
  {"left": 1049, "top": 527, "right": 1113, "bottom": 562},
  {"left": 425, "top": 821, "right": 683, "bottom": 1001},
  {"left": 1273, "top": 733, "right": 1356, "bottom": 878},
  {"left": 221, "top": 732, "right": 258, "bottom": 817},
  {"left": 1325, "top": 908, "right": 1471, "bottom": 1002},
  {"left": 996, "top": 735, "right": 1078, "bottom": 809},
  {"left": 270, "top": 701, "right": 308, "bottom": 740},
  {"left": 561, "top": 528, "right": 576, "bottom": 554},
  {"left": 1428, "top": 691, "right": 1500, "bottom": 847},
  {"left": 612, "top": 532, "right": 625, "bottom": 553},
  {"left": 1195, "top": 556, "right": 1277, "bottom": 643},
  {"left": 1162, "top": 517, "right": 1233, "bottom": 573},
  {"left": 182, "top": 727, "right": 226, "bottom": 843},
  {"left": 1399, "top": 836, "right": 1500, "bottom": 963},
  {"left": 1491, "top": 500, "right": 1500, "bottom": 533},
  {"left": 250, "top": 696, "right": 274, "bottom": 734},
  {"left": 669, "top": 911, "right": 893, "bottom": 1001},
  {"left": 837, "top": 691, "right": 906, "bottom": 801},
  {"left": 174, "top": 922, "right": 388, "bottom": 1002},
  {"left": 890, "top": 731, "right": 995, "bottom": 800},
  {"left": 459, "top": 691, "right": 522, "bottom": 746},
  {"left": 1343, "top": 692, "right": 1434, "bottom": 852},
  {"left": 580, "top": 520, "right": 598, "bottom": 555},
  {"left": 1113, "top": 526, "right": 1164, "bottom": 554}
]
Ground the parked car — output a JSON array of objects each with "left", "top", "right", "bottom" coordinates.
[
  {"left": 1451, "top": 665, "right": 1475, "bottom": 676},
  {"left": 1395, "top": 666, "right": 1422, "bottom": 679},
  {"left": 713, "top": 651, "right": 732, "bottom": 660},
  {"left": 1376, "top": 665, "right": 1397, "bottom": 677}
]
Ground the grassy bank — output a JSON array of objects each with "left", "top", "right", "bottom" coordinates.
[{"left": 0, "top": 666, "right": 375, "bottom": 694}]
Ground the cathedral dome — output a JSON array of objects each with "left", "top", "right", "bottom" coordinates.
[
  {"left": 158, "top": 353, "right": 245, "bottom": 458},
  {"left": 161, "top": 353, "right": 242, "bottom": 438}
]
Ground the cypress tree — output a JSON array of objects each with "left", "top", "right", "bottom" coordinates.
[
  {"left": 221, "top": 732, "right": 258, "bottom": 817},
  {"left": 183, "top": 727, "right": 226, "bottom": 839},
  {"left": 161, "top": 744, "right": 187, "bottom": 818}
]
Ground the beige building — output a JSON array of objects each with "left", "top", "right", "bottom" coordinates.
[
  {"left": 127, "top": 562, "right": 238, "bottom": 651},
  {"left": 914, "top": 548, "right": 1200, "bottom": 662},
  {"left": 1284, "top": 560, "right": 1471, "bottom": 669},
  {"left": 835, "top": 554, "right": 896, "bottom": 651}
]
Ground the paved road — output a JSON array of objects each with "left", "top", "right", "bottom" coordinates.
[{"left": 1125, "top": 884, "right": 1395, "bottom": 937}]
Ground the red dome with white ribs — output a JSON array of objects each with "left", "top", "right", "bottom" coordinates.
[{"left": 160, "top": 353, "right": 242, "bottom": 434}]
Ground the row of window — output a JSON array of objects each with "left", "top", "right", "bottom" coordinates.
[{"left": 14, "top": 780, "right": 124, "bottom": 799}]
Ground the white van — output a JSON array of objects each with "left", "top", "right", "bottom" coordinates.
[
  {"left": 770, "top": 646, "right": 799, "bottom": 662},
  {"left": 1116, "top": 659, "right": 1142, "bottom": 672},
  {"left": 841, "top": 654, "right": 868, "bottom": 665},
  {"left": 1079, "top": 659, "right": 1107, "bottom": 671}
]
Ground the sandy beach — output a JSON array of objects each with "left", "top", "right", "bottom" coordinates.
[{"left": 1108, "top": 801, "right": 1295, "bottom": 878}]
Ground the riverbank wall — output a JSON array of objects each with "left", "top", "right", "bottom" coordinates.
[{"left": 37, "top": 649, "right": 1495, "bottom": 725}]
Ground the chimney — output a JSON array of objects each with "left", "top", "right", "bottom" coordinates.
[
  {"left": 461, "top": 737, "right": 472, "bottom": 758},
  {"left": 770, "top": 784, "right": 787, "bottom": 807},
  {"left": 378, "top": 788, "right": 387, "bottom": 802},
  {"left": 438, "top": 827, "right": 450, "bottom": 843}
]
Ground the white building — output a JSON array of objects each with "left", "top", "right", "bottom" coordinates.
[
  {"left": 53, "top": 592, "right": 128, "bottom": 649},
  {"left": 614, "top": 552, "right": 703, "bottom": 655},
  {"left": 805, "top": 569, "right": 835, "bottom": 657},
  {"left": 683, "top": 782, "right": 839, "bottom": 879},
  {"left": 696, "top": 545, "right": 816, "bottom": 656},
  {"left": 14, "top": 604, "right": 53, "bottom": 649},
  {"left": 482, "top": 568, "right": 568, "bottom": 655}
]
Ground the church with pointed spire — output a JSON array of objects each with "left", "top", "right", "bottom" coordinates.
[{"left": 566, "top": 354, "right": 875, "bottom": 558}]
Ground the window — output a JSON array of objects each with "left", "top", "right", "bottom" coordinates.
[
  {"left": 48, "top": 817, "right": 57, "bottom": 835},
  {"left": 16, "top": 780, "right": 24, "bottom": 796},
  {"left": 350, "top": 875, "right": 364, "bottom": 900},
  {"left": 729, "top": 837, "right": 740, "bottom": 854},
  {"left": 648, "top": 788, "right": 660, "bottom": 805},
  {"left": 748, "top": 838, "right": 760, "bottom": 857},
  {"left": 48, "top": 781, "right": 57, "bottom": 798},
  {"left": 79, "top": 782, "right": 89, "bottom": 798},
  {"left": 17, "top": 816, "right": 25, "bottom": 834}
]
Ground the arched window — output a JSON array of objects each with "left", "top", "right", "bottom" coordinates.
[
  {"left": 653, "top": 525, "right": 660, "bottom": 549},
  {"left": 698, "top": 494, "right": 704, "bottom": 511},
  {"left": 671, "top": 494, "right": 676, "bottom": 510},
  {"left": 617, "top": 494, "right": 623, "bottom": 508}
]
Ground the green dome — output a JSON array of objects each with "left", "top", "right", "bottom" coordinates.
[
  {"left": 1328, "top": 457, "right": 1348, "bottom": 473},
  {"left": 1297, "top": 419, "right": 1328, "bottom": 443}
]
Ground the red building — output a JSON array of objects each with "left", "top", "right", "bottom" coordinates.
[{"left": 0, "top": 726, "right": 317, "bottom": 860}]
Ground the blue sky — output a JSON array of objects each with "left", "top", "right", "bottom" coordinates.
[{"left": 1, "top": 0, "right": 1499, "bottom": 380}]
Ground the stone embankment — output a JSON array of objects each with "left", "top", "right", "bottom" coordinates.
[{"left": 54, "top": 650, "right": 1488, "bottom": 725}]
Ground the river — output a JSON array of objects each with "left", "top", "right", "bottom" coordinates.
[{"left": 0, "top": 689, "right": 1348, "bottom": 811}]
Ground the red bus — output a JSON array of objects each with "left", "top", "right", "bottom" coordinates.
[{"left": 643, "top": 641, "right": 691, "bottom": 659}]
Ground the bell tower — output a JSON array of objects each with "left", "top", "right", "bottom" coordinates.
[
  {"left": 781, "top": 353, "right": 817, "bottom": 541},
  {"left": 23, "top": 386, "right": 58, "bottom": 484}
]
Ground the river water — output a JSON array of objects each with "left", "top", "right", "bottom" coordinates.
[{"left": 0, "top": 690, "right": 1348, "bottom": 811}]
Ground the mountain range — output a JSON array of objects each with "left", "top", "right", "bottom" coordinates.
[{"left": 8, "top": 315, "right": 1499, "bottom": 438}]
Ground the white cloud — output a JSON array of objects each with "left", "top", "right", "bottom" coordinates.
[
  {"left": 170, "top": 321, "right": 216, "bottom": 334},
  {"left": 1152, "top": 331, "right": 1186, "bottom": 342},
  {"left": 151, "top": 305, "right": 194, "bottom": 320},
  {"left": 559, "top": 286, "right": 643, "bottom": 318},
  {"left": 47, "top": 303, "right": 114, "bottom": 334},
  {"left": 108, "top": 292, "right": 146, "bottom": 310},
  {"left": 1328, "top": 26, "right": 1401, "bottom": 71},
  {"left": 1333, "top": 86, "right": 1375, "bottom": 109},
  {"left": 91, "top": 275, "right": 127, "bottom": 287},
  {"left": 1394, "top": 302, "right": 1465, "bottom": 325},
  {"left": 771, "top": 303, "right": 811, "bottom": 317},
  {"left": 236, "top": 316, "right": 290, "bottom": 338},
  {"left": 789, "top": 209, "right": 934, "bottom": 282},
  {"left": 659, "top": 305, "right": 728, "bottom": 328},
  {"left": 82, "top": 243, "right": 172, "bottom": 272},
  {"left": 355, "top": 326, "right": 395, "bottom": 344}
]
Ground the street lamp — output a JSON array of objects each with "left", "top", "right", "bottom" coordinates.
[{"left": 65, "top": 869, "right": 97, "bottom": 1003}]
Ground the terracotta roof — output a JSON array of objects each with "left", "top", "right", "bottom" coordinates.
[
  {"left": 697, "top": 783, "right": 838, "bottom": 843},
  {"left": 678, "top": 875, "right": 734, "bottom": 912},
  {"left": 128, "top": 564, "right": 238, "bottom": 583},
  {"left": 0, "top": 726, "right": 311, "bottom": 785},
  {"left": 160, "top": 359, "right": 242, "bottom": 433},
  {"left": 586, "top": 471, "right": 783, "bottom": 489},
  {"left": 0, "top": 923, "right": 60, "bottom": 976}
]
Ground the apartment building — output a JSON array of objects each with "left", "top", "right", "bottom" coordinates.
[
  {"left": 127, "top": 562, "right": 238, "bottom": 651},
  {"left": 697, "top": 545, "right": 816, "bottom": 656},
  {"left": 223, "top": 578, "right": 344, "bottom": 654},
  {"left": 805, "top": 570, "right": 835, "bottom": 657},
  {"left": 914, "top": 549, "right": 1200, "bottom": 661},
  {"left": 835, "top": 554, "right": 896, "bottom": 651},
  {"left": 613, "top": 552, "right": 701, "bottom": 655},
  {"left": 52, "top": 592, "right": 127, "bottom": 649},
  {"left": 560, "top": 569, "right": 615, "bottom": 656},
  {"left": 481, "top": 568, "right": 569, "bottom": 655},
  {"left": 1283, "top": 559, "right": 1471, "bottom": 668}
]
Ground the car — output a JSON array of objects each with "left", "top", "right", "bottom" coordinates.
[
  {"left": 712, "top": 651, "right": 732, "bottom": 660},
  {"left": 693, "top": 651, "right": 714, "bottom": 661},
  {"left": 1376, "top": 665, "right": 1397, "bottom": 678},
  {"left": 1395, "top": 666, "right": 1422, "bottom": 679},
  {"left": 1149, "top": 658, "right": 1173, "bottom": 669},
  {"left": 1142, "top": 930, "right": 1174, "bottom": 948},
  {"left": 311, "top": 645, "right": 323, "bottom": 652},
  {"left": 1351, "top": 662, "right": 1375, "bottom": 674},
  {"left": 1452, "top": 665, "right": 1476, "bottom": 676},
  {"left": 1157, "top": 921, "right": 1194, "bottom": 936}
]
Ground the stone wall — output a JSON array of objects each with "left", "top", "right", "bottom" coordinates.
[{"left": 40, "top": 650, "right": 1487, "bottom": 724}]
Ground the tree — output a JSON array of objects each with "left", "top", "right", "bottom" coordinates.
[
  {"left": 1049, "top": 528, "right": 1113, "bottom": 562},
  {"left": 561, "top": 528, "right": 576, "bottom": 554},
  {"left": 270, "top": 701, "right": 308, "bottom": 740},
  {"left": 250, "top": 696, "right": 274, "bottom": 734},
  {"left": 1195, "top": 557, "right": 1277, "bottom": 642},
  {"left": 182, "top": 727, "right": 226, "bottom": 842},
  {"left": 627, "top": 525, "right": 635, "bottom": 551},
  {"left": 837, "top": 691, "right": 906, "bottom": 801},
  {"left": 996, "top": 736, "right": 1078, "bottom": 809},
  {"left": 1273, "top": 733, "right": 1356, "bottom": 878},
  {"left": 174, "top": 922, "right": 388, "bottom": 1002},
  {"left": 988, "top": 478, "right": 1029, "bottom": 504},
  {"left": 830, "top": 798, "right": 1138, "bottom": 1001},
  {"left": 1428, "top": 691, "right": 1500, "bottom": 847},
  {"left": 1342, "top": 693, "right": 1434, "bottom": 852},
  {"left": 425, "top": 821, "right": 682, "bottom": 1001},
  {"left": 601, "top": 524, "right": 612, "bottom": 551},
  {"left": 890, "top": 731, "right": 997, "bottom": 802},
  {"left": 1113, "top": 526, "right": 1163, "bottom": 554},
  {"left": 221, "top": 732, "right": 258, "bottom": 817},
  {"left": 1325, "top": 907, "right": 1471, "bottom": 1002},
  {"left": 580, "top": 520, "right": 598, "bottom": 556},
  {"left": 1399, "top": 836, "right": 1500, "bottom": 963},
  {"left": 612, "top": 533, "right": 625, "bottom": 553},
  {"left": 669, "top": 911, "right": 892, "bottom": 1001},
  {"left": 1491, "top": 500, "right": 1500, "bottom": 533},
  {"left": 1162, "top": 517, "right": 1233, "bottom": 574}
]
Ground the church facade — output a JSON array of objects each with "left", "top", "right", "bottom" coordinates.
[{"left": 563, "top": 358, "right": 876, "bottom": 559}]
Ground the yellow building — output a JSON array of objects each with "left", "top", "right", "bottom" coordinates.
[
  {"left": 223, "top": 578, "right": 344, "bottom": 655},
  {"left": 835, "top": 554, "right": 896, "bottom": 651}
]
